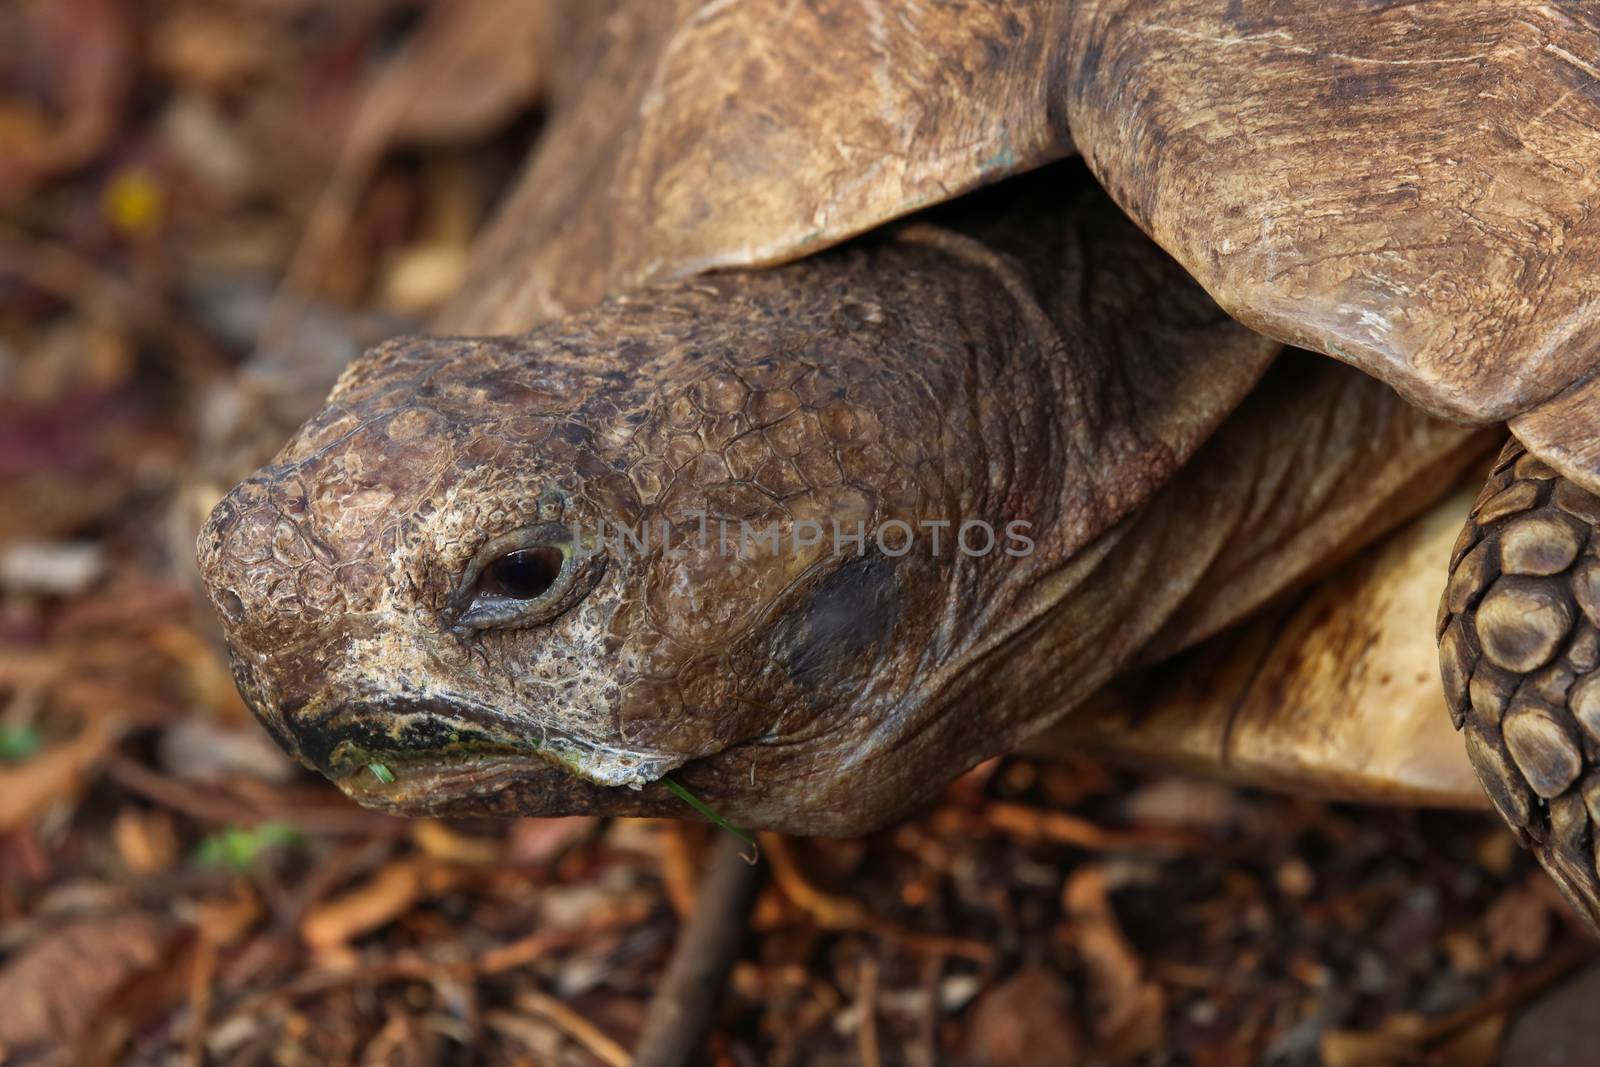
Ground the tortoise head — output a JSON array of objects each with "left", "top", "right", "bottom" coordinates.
[
  {"left": 195, "top": 274, "right": 1013, "bottom": 834},
  {"left": 196, "top": 331, "right": 660, "bottom": 808}
]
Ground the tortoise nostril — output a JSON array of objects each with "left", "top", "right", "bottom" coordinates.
[{"left": 218, "top": 588, "right": 246, "bottom": 624}]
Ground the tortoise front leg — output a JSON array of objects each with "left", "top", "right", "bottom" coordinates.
[{"left": 1441, "top": 438, "right": 1600, "bottom": 932}]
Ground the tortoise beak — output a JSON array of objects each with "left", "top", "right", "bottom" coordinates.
[{"left": 280, "top": 697, "right": 544, "bottom": 783}]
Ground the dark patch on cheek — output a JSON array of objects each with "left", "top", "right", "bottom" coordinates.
[{"left": 774, "top": 556, "right": 900, "bottom": 690}]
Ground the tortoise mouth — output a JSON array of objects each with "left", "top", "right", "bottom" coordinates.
[
  {"left": 337, "top": 748, "right": 582, "bottom": 811},
  {"left": 283, "top": 696, "right": 676, "bottom": 807},
  {"left": 287, "top": 698, "right": 540, "bottom": 780},
  {"left": 336, "top": 747, "right": 697, "bottom": 820}
]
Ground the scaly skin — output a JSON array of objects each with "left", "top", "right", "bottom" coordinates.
[
  {"left": 197, "top": 190, "right": 1281, "bottom": 833},
  {"left": 196, "top": 188, "right": 1480, "bottom": 836},
  {"left": 1441, "top": 440, "right": 1600, "bottom": 930}
]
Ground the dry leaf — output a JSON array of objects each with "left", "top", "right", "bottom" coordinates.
[
  {"left": 413, "top": 819, "right": 503, "bottom": 866},
  {"left": 1484, "top": 882, "right": 1553, "bottom": 964},
  {"left": 0, "top": 914, "right": 170, "bottom": 1056},
  {"left": 1064, "top": 865, "right": 1166, "bottom": 1061},
  {"left": 0, "top": 0, "right": 130, "bottom": 200},
  {"left": 301, "top": 858, "right": 457, "bottom": 949},
  {"left": 374, "top": 0, "right": 549, "bottom": 146},
  {"left": 508, "top": 814, "right": 598, "bottom": 865},
  {"left": 1430, "top": 1013, "right": 1504, "bottom": 1067},
  {"left": 1320, "top": 1027, "right": 1408, "bottom": 1067},
  {"left": 962, "top": 964, "right": 1085, "bottom": 1067},
  {"left": 111, "top": 808, "right": 179, "bottom": 874},
  {"left": 0, "top": 719, "right": 117, "bottom": 830}
]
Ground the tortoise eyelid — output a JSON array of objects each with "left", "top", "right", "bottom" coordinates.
[{"left": 451, "top": 523, "right": 599, "bottom": 632}]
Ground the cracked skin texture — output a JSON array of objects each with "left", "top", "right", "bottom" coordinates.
[{"left": 199, "top": 186, "right": 1484, "bottom": 835}]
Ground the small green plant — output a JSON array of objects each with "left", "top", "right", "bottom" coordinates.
[
  {"left": 195, "top": 821, "right": 304, "bottom": 871},
  {"left": 663, "top": 776, "right": 758, "bottom": 863},
  {"left": 0, "top": 724, "right": 42, "bottom": 763}
]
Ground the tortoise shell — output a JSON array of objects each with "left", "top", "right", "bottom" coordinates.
[{"left": 442, "top": 0, "right": 1600, "bottom": 490}]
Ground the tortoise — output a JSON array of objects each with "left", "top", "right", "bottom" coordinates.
[{"left": 193, "top": 1, "right": 1600, "bottom": 929}]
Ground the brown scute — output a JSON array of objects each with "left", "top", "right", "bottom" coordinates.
[
  {"left": 1441, "top": 438, "right": 1600, "bottom": 930},
  {"left": 1570, "top": 627, "right": 1600, "bottom": 674},
  {"left": 1583, "top": 774, "right": 1600, "bottom": 825},
  {"left": 1464, "top": 727, "right": 1531, "bottom": 831},
  {"left": 1516, "top": 453, "right": 1561, "bottom": 482},
  {"left": 1468, "top": 667, "right": 1512, "bottom": 728},
  {"left": 1529, "top": 662, "right": 1578, "bottom": 708},
  {"left": 1500, "top": 511, "right": 1584, "bottom": 576},
  {"left": 1473, "top": 480, "right": 1540, "bottom": 526},
  {"left": 1572, "top": 561, "right": 1600, "bottom": 629},
  {"left": 1569, "top": 673, "right": 1600, "bottom": 743},
  {"left": 1437, "top": 620, "right": 1471, "bottom": 727},
  {"left": 1473, "top": 575, "right": 1574, "bottom": 673},
  {"left": 438, "top": 0, "right": 1077, "bottom": 332},
  {"left": 1501, "top": 705, "right": 1583, "bottom": 799},
  {"left": 1443, "top": 539, "right": 1496, "bottom": 614}
]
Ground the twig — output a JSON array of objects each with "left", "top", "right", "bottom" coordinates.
[
  {"left": 658, "top": 822, "right": 703, "bottom": 923},
  {"left": 215, "top": 899, "right": 652, "bottom": 1028},
  {"left": 632, "top": 833, "right": 766, "bottom": 1067},
  {"left": 984, "top": 802, "right": 1213, "bottom": 853},
  {"left": 912, "top": 954, "right": 942, "bottom": 1067},
  {"left": 857, "top": 955, "right": 883, "bottom": 1067},
  {"left": 495, "top": 991, "right": 631, "bottom": 1067},
  {"left": 761, "top": 834, "right": 995, "bottom": 963},
  {"left": 1414, "top": 939, "right": 1594, "bottom": 1046},
  {"left": 183, "top": 934, "right": 217, "bottom": 1067}
]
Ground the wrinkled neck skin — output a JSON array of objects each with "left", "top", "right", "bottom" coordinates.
[{"left": 198, "top": 192, "right": 1274, "bottom": 834}]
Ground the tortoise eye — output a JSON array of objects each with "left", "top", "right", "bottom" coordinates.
[
  {"left": 455, "top": 525, "right": 602, "bottom": 632},
  {"left": 479, "top": 546, "right": 564, "bottom": 600}
]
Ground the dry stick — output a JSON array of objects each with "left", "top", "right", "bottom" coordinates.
[
  {"left": 510, "top": 992, "right": 631, "bottom": 1067},
  {"left": 857, "top": 955, "right": 883, "bottom": 1067},
  {"left": 761, "top": 834, "right": 995, "bottom": 963},
  {"left": 632, "top": 833, "right": 767, "bottom": 1067},
  {"left": 183, "top": 934, "right": 218, "bottom": 1067}
]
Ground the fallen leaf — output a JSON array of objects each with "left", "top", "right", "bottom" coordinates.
[
  {"left": 1320, "top": 1027, "right": 1409, "bottom": 1067},
  {"left": 0, "top": 0, "right": 131, "bottom": 201},
  {"left": 372, "top": 0, "right": 549, "bottom": 146},
  {"left": 156, "top": 716, "right": 296, "bottom": 784},
  {"left": 0, "top": 913, "right": 171, "bottom": 1056},
  {"left": 111, "top": 807, "right": 179, "bottom": 874},
  {"left": 270, "top": 0, "right": 550, "bottom": 323},
  {"left": 0, "top": 719, "right": 117, "bottom": 830},
  {"left": 1430, "top": 1013, "right": 1504, "bottom": 1067},
  {"left": 0, "top": 540, "right": 104, "bottom": 595},
  {"left": 1064, "top": 865, "right": 1166, "bottom": 1061},
  {"left": 413, "top": 819, "right": 503, "bottom": 866},
  {"left": 1485, "top": 881, "right": 1552, "bottom": 964},
  {"left": 300, "top": 857, "right": 463, "bottom": 949},
  {"left": 1122, "top": 776, "right": 1245, "bottom": 832},
  {"left": 507, "top": 814, "right": 597, "bottom": 865},
  {"left": 962, "top": 963, "right": 1085, "bottom": 1067},
  {"left": 379, "top": 241, "right": 469, "bottom": 316},
  {"left": 1500, "top": 962, "right": 1600, "bottom": 1067}
]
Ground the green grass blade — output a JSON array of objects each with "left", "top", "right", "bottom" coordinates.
[{"left": 663, "top": 776, "right": 759, "bottom": 863}]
